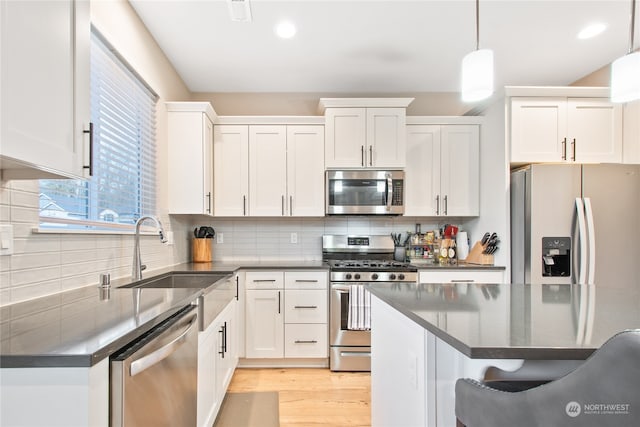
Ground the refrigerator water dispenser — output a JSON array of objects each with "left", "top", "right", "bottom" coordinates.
[{"left": 542, "top": 237, "right": 571, "bottom": 277}]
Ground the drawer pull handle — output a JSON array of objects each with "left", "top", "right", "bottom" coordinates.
[
  {"left": 254, "top": 279, "right": 277, "bottom": 282},
  {"left": 294, "top": 340, "right": 318, "bottom": 344},
  {"left": 295, "top": 279, "right": 319, "bottom": 283},
  {"left": 294, "top": 305, "right": 318, "bottom": 309},
  {"left": 451, "top": 279, "right": 475, "bottom": 283}
]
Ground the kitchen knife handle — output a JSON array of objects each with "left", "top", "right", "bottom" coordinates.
[
  {"left": 571, "top": 138, "right": 576, "bottom": 161},
  {"left": 243, "top": 195, "right": 247, "bottom": 216},
  {"left": 561, "top": 137, "right": 567, "bottom": 160},
  {"left": 206, "top": 192, "right": 211, "bottom": 213},
  {"left": 436, "top": 195, "right": 440, "bottom": 215},
  {"left": 82, "top": 122, "right": 94, "bottom": 176},
  {"left": 444, "top": 195, "right": 448, "bottom": 215},
  {"left": 361, "top": 145, "right": 364, "bottom": 167},
  {"left": 369, "top": 145, "right": 373, "bottom": 166},
  {"left": 290, "top": 196, "right": 293, "bottom": 216}
]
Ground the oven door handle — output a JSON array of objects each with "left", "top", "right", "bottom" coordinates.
[{"left": 331, "top": 284, "right": 352, "bottom": 293}]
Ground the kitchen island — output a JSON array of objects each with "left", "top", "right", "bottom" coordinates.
[{"left": 368, "top": 282, "right": 640, "bottom": 427}]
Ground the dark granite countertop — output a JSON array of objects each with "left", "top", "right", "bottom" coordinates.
[
  {"left": 0, "top": 261, "right": 329, "bottom": 369},
  {"left": 367, "top": 282, "right": 640, "bottom": 360},
  {"left": 0, "top": 284, "right": 202, "bottom": 368},
  {"left": 415, "top": 263, "right": 506, "bottom": 270}
]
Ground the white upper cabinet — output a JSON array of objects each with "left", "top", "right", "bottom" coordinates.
[
  {"left": 286, "top": 126, "right": 325, "bottom": 216},
  {"left": 1, "top": 0, "right": 90, "bottom": 179},
  {"left": 510, "top": 96, "right": 622, "bottom": 164},
  {"left": 321, "top": 98, "right": 413, "bottom": 169},
  {"left": 405, "top": 124, "right": 479, "bottom": 217},
  {"left": 167, "top": 103, "right": 216, "bottom": 215},
  {"left": 214, "top": 123, "right": 324, "bottom": 217},
  {"left": 623, "top": 100, "right": 640, "bottom": 164},
  {"left": 249, "top": 126, "right": 288, "bottom": 216},
  {"left": 214, "top": 125, "right": 250, "bottom": 216},
  {"left": 324, "top": 108, "right": 366, "bottom": 168}
]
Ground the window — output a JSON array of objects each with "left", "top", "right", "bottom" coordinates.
[{"left": 40, "top": 32, "right": 158, "bottom": 230}]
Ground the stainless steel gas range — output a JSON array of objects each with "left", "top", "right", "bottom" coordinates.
[{"left": 323, "top": 235, "right": 418, "bottom": 371}]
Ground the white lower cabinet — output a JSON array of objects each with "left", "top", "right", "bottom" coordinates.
[
  {"left": 197, "top": 299, "right": 238, "bottom": 427},
  {"left": 246, "top": 288, "right": 285, "bottom": 358},
  {"left": 419, "top": 269, "right": 505, "bottom": 284},
  {"left": 371, "top": 295, "right": 427, "bottom": 427},
  {"left": 244, "top": 270, "right": 328, "bottom": 361},
  {"left": 0, "top": 359, "right": 109, "bottom": 427},
  {"left": 371, "top": 295, "right": 523, "bottom": 427}
]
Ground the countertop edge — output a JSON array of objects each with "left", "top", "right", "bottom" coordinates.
[{"left": 368, "top": 286, "right": 596, "bottom": 360}]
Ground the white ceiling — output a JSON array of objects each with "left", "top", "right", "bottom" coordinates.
[{"left": 129, "top": 0, "right": 638, "bottom": 94}]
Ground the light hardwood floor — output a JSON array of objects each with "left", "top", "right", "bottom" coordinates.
[{"left": 226, "top": 368, "right": 371, "bottom": 427}]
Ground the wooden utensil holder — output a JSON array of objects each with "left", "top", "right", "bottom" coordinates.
[
  {"left": 465, "top": 241, "right": 494, "bottom": 265},
  {"left": 192, "top": 238, "right": 212, "bottom": 263}
]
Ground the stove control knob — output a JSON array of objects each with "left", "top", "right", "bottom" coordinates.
[
  {"left": 389, "top": 274, "right": 396, "bottom": 280},
  {"left": 354, "top": 274, "right": 361, "bottom": 280},
  {"left": 345, "top": 273, "right": 352, "bottom": 280},
  {"left": 371, "top": 273, "right": 379, "bottom": 280},
  {"left": 398, "top": 274, "right": 405, "bottom": 281}
]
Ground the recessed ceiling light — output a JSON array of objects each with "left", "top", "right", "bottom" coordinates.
[
  {"left": 577, "top": 23, "right": 607, "bottom": 39},
  {"left": 275, "top": 21, "right": 296, "bottom": 39}
]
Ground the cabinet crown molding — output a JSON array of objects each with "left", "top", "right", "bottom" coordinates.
[
  {"left": 317, "top": 98, "right": 414, "bottom": 114},
  {"left": 165, "top": 101, "right": 217, "bottom": 122},
  {"left": 504, "top": 86, "right": 610, "bottom": 98}
]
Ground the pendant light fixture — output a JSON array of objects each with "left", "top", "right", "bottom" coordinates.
[
  {"left": 461, "top": 0, "right": 494, "bottom": 102},
  {"left": 611, "top": 0, "right": 639, "bottom": 103}
]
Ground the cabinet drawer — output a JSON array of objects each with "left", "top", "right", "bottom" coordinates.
[
  {"left": 284, "top": 290, "right": 327, "bottom": 323},
  {"left": 284, "top": 324, "right": 328, "bottom": 358},
  {"left": 284, "top": 271, "right": 328, "bottom": 289},
  {"left": 419, "top": 270, "right": 504, "bottom": 284},
  {"left": 245, "top": 271, "right": 284, "bottom": 289}
]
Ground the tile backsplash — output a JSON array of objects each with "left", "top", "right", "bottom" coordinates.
[
  {"left": 193, "top": 217, "right": 459, "bottom": 262},
  {"left": 0, "top": 180, "right": 190, "bottom": 307}
]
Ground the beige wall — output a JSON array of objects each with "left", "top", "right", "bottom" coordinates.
[
  {"left": 0, "top": 0, "right": 192, "bottom": 306},
  {"left": 571, "top": 64, "right": 610, "bottom": 87},
  {"left": 191, "top": 91, "right": 471, "bottom": 116}
]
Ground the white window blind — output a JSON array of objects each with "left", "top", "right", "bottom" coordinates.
[{"left": 40, "top": 32, "right": 158, "bottom": 230}]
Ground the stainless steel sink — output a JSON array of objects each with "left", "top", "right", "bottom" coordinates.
[
  {"left": 120, "top": 273, "right": 230, "bottom": 289},
  {"left": 120, "top": 272, "right": 235, "bottom": 332}
]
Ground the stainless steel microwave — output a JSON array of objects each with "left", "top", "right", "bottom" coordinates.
[{"left": 325, "top": 170, "right": 405, "bottom": 215}]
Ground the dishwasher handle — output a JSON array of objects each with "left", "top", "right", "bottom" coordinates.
[{"left": 130, "top": 312, "right": 197, "bottom": 377}]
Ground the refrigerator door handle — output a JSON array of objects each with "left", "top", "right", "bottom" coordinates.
[
  {"left": 575, "top": 198, "right": 588, "bottom": 284},
  {"left": 583, "top": 197, "right": 596, "bottom": 284}
]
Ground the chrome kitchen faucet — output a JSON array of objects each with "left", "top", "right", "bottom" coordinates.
[{"left": 132, "top": 216, "right": 168, "bottom": 281}]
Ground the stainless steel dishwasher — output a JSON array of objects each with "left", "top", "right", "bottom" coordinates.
[{"left": 111, "top": 305, "right": 198, "bottom": 427}]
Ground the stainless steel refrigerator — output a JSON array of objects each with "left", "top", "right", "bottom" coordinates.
[{"left": 511, "top": 164, "right": 640, "bottom": 289}]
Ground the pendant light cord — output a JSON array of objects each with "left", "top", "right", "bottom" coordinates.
[
  {"left": 629, "top": 0, "right": 637, "bottom": 54},
  {"left": 475, "top": 0, "right": 480, "bottom": 51}
]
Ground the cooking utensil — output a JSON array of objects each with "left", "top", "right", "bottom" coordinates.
[
  {"left": 194, "top": 226, "right": 215, "bottom": 238},
  {"left": 480, "top": 232, "right": 490, "bottom": 245}
]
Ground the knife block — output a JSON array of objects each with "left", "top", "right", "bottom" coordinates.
[
  {"left": 192, "top": 238, "right": 212, "bottom": 263},
  {"left": 465, "top": 241, "right": 494, "bottom": 265}
]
